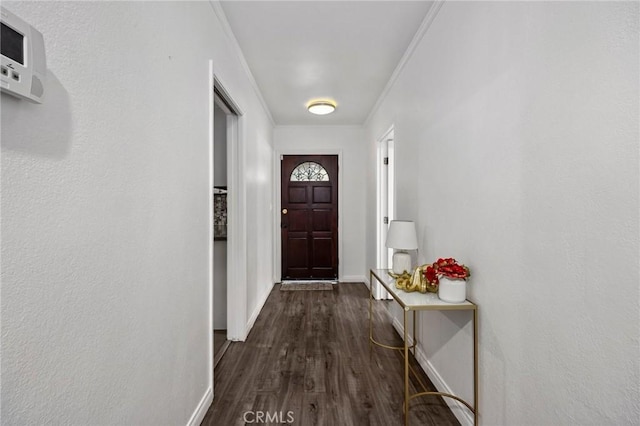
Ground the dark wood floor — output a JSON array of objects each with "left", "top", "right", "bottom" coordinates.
[
  {"left": 201, "top": 283, "right": 459, "bottom": 426},
  {"left": 214, "top": 330, "right": 230, "bottom": 368}
]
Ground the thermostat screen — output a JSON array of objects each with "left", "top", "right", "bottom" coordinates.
[{"left": 1, "top": 22, "right": 24, "bottom": 65}]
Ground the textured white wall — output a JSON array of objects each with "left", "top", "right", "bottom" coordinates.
[
  {"left": 365, "top": 2, "right": 639, "bottom": 425},
  {"left": 244, "top": 123, "right": 275, "bottom": 326},
  {"left": 273, "top": 126, "right": 366, "bottom": 282},
  {"left": 1, "top": 1, "right": 273, "bottom": 424}
]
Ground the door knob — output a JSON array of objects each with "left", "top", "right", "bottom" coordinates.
[{"left": 282, "top": 208, "right": 288, "bottom": 215}]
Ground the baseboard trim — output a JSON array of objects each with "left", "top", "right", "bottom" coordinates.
[
  {"left": 391, "top": 318, "right": 473, "bottom": 426},
  {"left": 340, "top": 275, "right": 367, "bottom": 283},
  {"left": 392, "top": 317, "right": 414, "bottom": 346},
  {"left": 416, "top": 348, "right": 474, "bottom": 426},
  {"left": 244, "top": 282, "right": 274, "bottom": 340},
  {"left": 186, "top": 386, "right": 213, "bottom": 426}
]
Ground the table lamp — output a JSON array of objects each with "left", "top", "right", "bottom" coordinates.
[{"left": 386, "top": 220, "right": 418, "bottom": 275}]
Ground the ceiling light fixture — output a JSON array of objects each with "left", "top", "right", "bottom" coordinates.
[{"left": 307, "top": 100, "right": 336, "bottom": 115}]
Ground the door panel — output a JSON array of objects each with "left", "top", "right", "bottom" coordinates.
[
  {"left": 312, "top": 238, "right": 333, "bottom": 266},
  {"left": 288, "top": 187, "right": 307, "bottom": 203},
  {"left": 312, "top": 210, "right": 331, "bottom": 231},
  {"left": 281, "top": 155, "right": 338, "bottom": 280},
  {"left": 287, "top": 237, "right": 308, "bottom": 267},
  {"left": 288, "top": 210, "right": 308, "bottom": 232},
  {"left": 312, "top": 187, "right": 332, "bottom": 203}
]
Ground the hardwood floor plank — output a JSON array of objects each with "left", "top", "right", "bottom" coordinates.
[
  {"left": 201, "top": 283, "right": 460, "bottom": 426},
  {"left": 303, "top": 352, "right": 326, "bottom": 393}
]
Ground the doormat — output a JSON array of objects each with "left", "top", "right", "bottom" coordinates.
[{"left": 280, "top": 282, "right": 336, "bottom": 291}]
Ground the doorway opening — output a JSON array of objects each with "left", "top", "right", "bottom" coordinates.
[
  {"left": 280, "top": 155, "right": 339, "bottom": 281},
  {"left": 376, "top": 126, "right": 395, "bottom": 299},
  {"left": 212, "top": 82, "right": 240, "bottom": 368}
]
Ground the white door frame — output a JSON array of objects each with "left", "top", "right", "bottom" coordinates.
[
  {"left": 376, "top": 126, "right": 395, "bottom": 299},
  {"left": 205, "top": 63, "right": 247, "bottom": 424},
  {"left": 273, "top": 149, "right": 344, "bottom": 283},
  {"left": 212, "top": 76, "right": 247, "bottom": 343}
]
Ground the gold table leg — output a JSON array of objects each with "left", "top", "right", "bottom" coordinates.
[
  {"left": 369, "top": 270, "right": 374, "bottom": 354},
  {"left": 404, "top": 308, "right": 409, "bottom": 426},
  {"left": 474, "top": 308, "right": 478, "bottom": 425},
  {"left": 368, "top": 270, "right": 478, "bottom": 425},
  {"left": 412, "top": 310, "right": 417, "bottom": 356}
]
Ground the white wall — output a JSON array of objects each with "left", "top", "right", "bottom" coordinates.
[
  {"left": 274, "top": 126, "right": 366, "bottom": 282},
  {"left": 1, "top": 1, "right": 273, "bottom": 425},
  {"left": 365, "top": 2, "right": 639, "bottom": 425}
]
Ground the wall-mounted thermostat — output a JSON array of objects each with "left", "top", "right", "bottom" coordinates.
[{"left": 1, "top": 7, "right": 46, "bottom": 103}]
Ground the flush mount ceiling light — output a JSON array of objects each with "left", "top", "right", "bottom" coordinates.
[{"left": 307, "top": 100, "right": 336, "bottom": 115}]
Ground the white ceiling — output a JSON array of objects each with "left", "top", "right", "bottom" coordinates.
[{"left": 219, "top": 1, "right": 434, "bottom": 125}]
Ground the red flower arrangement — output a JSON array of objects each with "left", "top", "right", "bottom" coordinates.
[{"left": 424, "top": 258, "right": 470, "bottom": 288}]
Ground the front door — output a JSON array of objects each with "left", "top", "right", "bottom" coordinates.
[{"left": 281, "top": 155, "right": 338, "bottom": 280}]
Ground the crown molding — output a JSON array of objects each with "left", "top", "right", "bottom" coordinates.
[
  {"left": 208, "top": 1, "right": 275, "bottom": 126},
  {"left": 363, "top": 0, "right": 445, "bottom": 126},
  {"left": 274, "top": 124, "right": 364, "bottom": 130}
]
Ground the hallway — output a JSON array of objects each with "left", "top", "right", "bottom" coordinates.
[
  {"left": 201, "top": 284, "right": 459, "bottom": 425},
  {"left": 2, "top": 2, "right": 638, "bottom": 425}
]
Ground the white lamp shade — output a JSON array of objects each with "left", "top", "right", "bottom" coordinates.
[{"left": 385, "top": 220, "right": 418, "bottom": 250}]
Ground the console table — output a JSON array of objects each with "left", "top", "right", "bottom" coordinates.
[{"left": 369, "top": 269, "right": 478, "bottom": 425}]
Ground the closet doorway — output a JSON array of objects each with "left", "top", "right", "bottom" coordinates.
[
  {"left": 376, "top": 126, "right": 395, "bottom": 299},
  {"left": 212, "top": 84, "right": 239, "bottom": 367}
]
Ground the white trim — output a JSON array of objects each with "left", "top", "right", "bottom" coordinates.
[
  {"left": 340, "top": 275, "right": 367, "bottom": 283},
  {"left": 207, "top": 60, "right": 215, "bottom": 405},
  {"left": 244, "top": 282, "right": 276, "bottom": 339},
  {"left": 214, "top": 75, "right": 243, "bottom": 116},
  {"left": 375, "top": 126, "right": 395, "bottom": 300},
  {"left": 226, "top": 110, "right": 247, "bottom": 341},
  {"left": 392, "top": 316, "right": 414, "bottom": 346},
  {"left": 273, "top": 148, "right": 345, "bottom": 283},
  {"left": 211, "top": 71, "right": 247, "bottom": 342},
  {"left": 272, "top": 152, "right": 280, "bottom": 283},
  {"left": 186, "top": 387, "right": 213, "bottom": 426},
  {"left": 418, "top": 350, "right": 474, "bottom": 426},
  {"left": 364, "top": 0, "right": 445, "bottom": 126},
  {"left": 208, "top": 1, "right": 275, "bottom": 126},
  {"left": 391, "top": 317, "right": 473, "bottom": 426},
  {"left": 274, "top": 125, "right": 363, "bottom": 130}
]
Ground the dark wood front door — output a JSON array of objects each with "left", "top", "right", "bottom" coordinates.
[{"left": 281, "top": 155, "right": 338, "bottom": 280}]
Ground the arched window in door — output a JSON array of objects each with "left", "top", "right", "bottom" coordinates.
[{"left": 289, "top": 161, "right": 330, "bottom": 182}]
